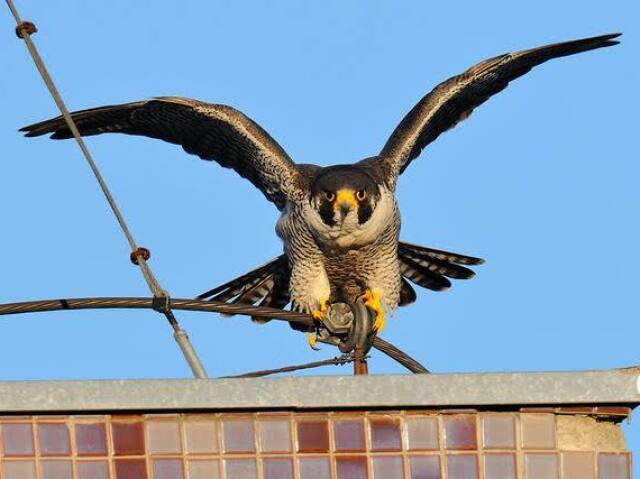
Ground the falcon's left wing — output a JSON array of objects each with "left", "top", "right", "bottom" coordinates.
[
  {"left": 374, "top": 33, "right": 621, "bottom": 187},
  {"left": 20, "top": 97, "right": 304, "bottom": 209}
]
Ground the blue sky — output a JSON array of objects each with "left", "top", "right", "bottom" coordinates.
[{"left": 2, "top": 0, "right": 638, "bottom": 462}]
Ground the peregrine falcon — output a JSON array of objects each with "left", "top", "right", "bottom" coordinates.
[{"left": 20, "top": 34, "right": 620, "bottom": 344}]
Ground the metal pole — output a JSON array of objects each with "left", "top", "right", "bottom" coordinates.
[{"left": 353, "top": 346, "right": 369, "bottom": 375}]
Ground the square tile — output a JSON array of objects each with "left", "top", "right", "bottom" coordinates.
[
  {"left": 482, "top": 415, "right": 515, "bottom": 449},
  {"left": 184, "top": 419, "right": 218, "bottom": 454},
  {"left": 77, "top": 461, "right": 110, "bottom": 479},
  {"left": 115, "top": 459, "right": 148, "bottom": 479},
  {"left": 444, "top": 415, "right": 477, "bottom": 450},
  {"left": 153, "top": 459, "right": 183, "bottom": 479},
  {"left": 299, "top": 457, "right": 331, "bottom": 479},
  {"left": 562, "top": 452, "right": 594, "bottom": 479},
  {"left": 521, "top": 414, "right": 555, "bottom": 449},
  {"left": 484, "top": 454, "right": 516, "bottom": 479},
  {"left": 406, "top": 416, "right": 439, "bottom": 450},
  {"left": 409, "top": 456, "right": 441, "bottom": 479},
  {"left": 222, "top": 417, "right": 255, "bottom": 453},
  {"left": 225, "top": 459, "right": 257, "bottom": 479},
  {"left": 3, "top": 460, "right": 36, "bottom": 479},
  {"left": 188, "top": 460, "right": 219, "bottom": 479},
  {"left": 147, "top": 421, "right": 182, "bottom": 454},
  {"left": 598, "top": 453, "right": 630, "bottom": 479},
  {"left": 259, "top": 418, "right": 291, "bottom": 453},
  {"left": 372, "top": 456, "right": 403, "bottom": 479},
  {"left": 336, "top": 457, "right": 368, "bottom": 479},
  {"left": 370, "top": 417, "right": 402, "bottom": 451},
  {"left": 41, "top": 460, "right": 73, "bottom": 479},
  {"left": 525, "top": 453, "right": 558, "bottom": 479},
  {"left": 297, "top": 420, "right": 329, "bottom": 453},
  {"left": 263, "top": 458, "right": 293, "bottom": 479},
  {"left": 76, "top": 423, "right": 108, "bottom": 456},
  {"left": 112, "top": 422, "right": 145, "bottom": 455},
  {"left": 447, "top": 454, "right": 478, "bottom": 479},
  {"left": 334, "top": 419, "right": 365, "bottom": 452},
  {"left": 38, "top": 423, "right": 71, "bottom": 456},
  {"left": 1, "top": 423, "right": 34, "bottom": 455}
]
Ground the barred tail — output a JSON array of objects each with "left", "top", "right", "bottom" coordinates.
[
  {"left": 196, "top": 242, "right": 484, "bottom": 320},
  {"left": 196, "top": 255, "right": 290, "bottom": 323},
  {"left": 397, "top": 241, "right": 484, "bottom": 301}
]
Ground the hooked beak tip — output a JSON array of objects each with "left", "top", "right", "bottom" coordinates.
[{"left": 339, "top": 202, "right": 352, "bottom": 217}]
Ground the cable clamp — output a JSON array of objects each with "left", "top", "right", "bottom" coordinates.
[
  {"left": 130, "top": 247, "right": 151, "bottom": 265},
  {"left": 15, "top": 21, "right": 37, "bottom": 39},
  {"left": 152, "top": 294, "right": 171, "bottom": 314}
]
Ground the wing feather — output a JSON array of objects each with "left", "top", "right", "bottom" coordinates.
[
  {"left": 20, "top": 97, "right": 303, "bottom": 209},
  {"left": 378, "top": 33, "right": 621, "bottom": 183}
]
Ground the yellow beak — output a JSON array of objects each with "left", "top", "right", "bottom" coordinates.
[{"left": 334, "top": 189, "right": 358, "bottom": 215}]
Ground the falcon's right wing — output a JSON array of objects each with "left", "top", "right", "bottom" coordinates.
[{"left": 21, "top": 97, "right": 304, "bottom": 209}]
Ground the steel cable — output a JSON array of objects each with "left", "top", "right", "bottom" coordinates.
[{"left": 0, "top": 297, "right": 429, "bottom": 374}]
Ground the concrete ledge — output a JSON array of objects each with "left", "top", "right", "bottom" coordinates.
[{"left": 0, "top": 369, "right": 638, "bottom": 413}]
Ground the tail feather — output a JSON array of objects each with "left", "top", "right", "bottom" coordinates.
[
  {"left": 399, "top": 256, "right": 452, "bottom": 291},
  {"left": 197, "top": 256, "right": 285, "bottom": 301},
  {"left": 196, "top": 241, "right": 483, "bottom": 321},
  {"left": 398, "top": 241, "right": 484, "bottom": 265},
  {"left": 231, "top": 276, "right": 274, "bottom": 306},
  {"left": 399, "top": 277, "right": 417, "bottom": 306},
  {"left": 216, "top": 273, "right": 270, "bottom": 304},
  {"left": 399, "top": 248, "right": 476, "bottom": 279},
  {"left": 196, "top": 255, "right": 291, "bottom": 324}
]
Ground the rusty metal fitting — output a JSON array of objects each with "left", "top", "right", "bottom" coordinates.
[
  {"left": 152, "top": 294, "right": 171, "bottom": 314},
  {"left": 15, "top": 21, "right": 37, "bottom": 39},
  {"left": 130, "top": 247, "right": 151, "bottom": 265}
]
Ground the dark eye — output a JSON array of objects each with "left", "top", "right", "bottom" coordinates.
[
  {"left": 356, "top": 190, "right": 367, "bottom": 201},
  {"left": 324, "top": 191, "right": 335, "bottom": 202}
]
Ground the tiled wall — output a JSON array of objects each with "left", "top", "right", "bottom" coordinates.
[{"left": 0, "top": 410, "right": 631, "bottom": 479}]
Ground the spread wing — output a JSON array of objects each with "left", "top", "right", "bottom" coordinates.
[
  {"left": 376, "top": 33, "right": 621, "bottom": 185},
  {"left": 20, "top": 96, "right": 304, "bottom": 209}
]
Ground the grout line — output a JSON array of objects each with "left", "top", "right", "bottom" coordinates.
[
  {"left": 106, "top": 415, "right": 115, "bottom": 479},
  {"left": 31, "top": 416, "right": 40, "bottom": 479},
  {"left": 438, "top": 414, "right": 445, "bottom": 479},
  {"left": 289, "top": 412, "right": 299, "bottom": 479},
  {"left": 254, "top": 413, "right": 263, "bottom": 479}
]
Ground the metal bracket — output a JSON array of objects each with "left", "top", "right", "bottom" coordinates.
[{"left": 317, "top": 300, "right": 376, "bottom": 355}]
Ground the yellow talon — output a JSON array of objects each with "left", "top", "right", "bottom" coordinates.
[
  {"left": 307, "top": 332, "right": 320, "bottom": 350},
  {"left": 363, "top": 290, "right": 385, "bottom": 333},
  {"left": 311, "top": 299, "right": 328, "bottom": 321},
  {"left": 308, "top": 299, "right": 328, "bottom": 350}
]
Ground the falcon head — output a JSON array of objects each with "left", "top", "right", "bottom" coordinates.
[{"left": 308, "top": 165, "right": 392, "bottom": 247}]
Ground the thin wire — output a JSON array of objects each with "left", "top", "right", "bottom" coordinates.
[
  {"left": 6, "top": 3, "right": 138, "bottom": 252},
  {"left": 6, "top": 0, "right": 207, "bottom": 378},
  {"left": 222, "top": 353, "right": 357, "bottom": 378}
]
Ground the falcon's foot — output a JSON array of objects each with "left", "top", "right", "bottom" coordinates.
[
  {"left": 363, "top": 290, "right": 385, "bottom": 333},
  {"left": 312, "top": 299, "right": 328, "bottom": 321},
  {"left": 307, "top": 299, "right": 329, "bottom": 351},
  {"left": 307, "top": 332, "right": 320, "bottom": 351}
]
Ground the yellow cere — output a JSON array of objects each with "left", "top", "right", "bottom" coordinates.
[{"left": 334, "top": 189, "right": 358, "bottom": 211}]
